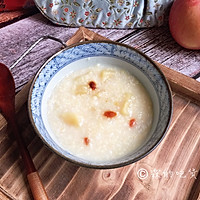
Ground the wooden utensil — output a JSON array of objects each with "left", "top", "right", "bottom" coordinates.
[{"left": 0, "top": 63, "right": 48, "bottom": 200}]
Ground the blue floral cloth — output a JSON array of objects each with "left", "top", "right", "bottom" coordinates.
[{"left": 34, "top": 0, "right": 173, "bottom": 28}]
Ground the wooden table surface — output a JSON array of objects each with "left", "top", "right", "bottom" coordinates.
[{"left": 0, "top": 7, "right": 200, "bottom": 200}]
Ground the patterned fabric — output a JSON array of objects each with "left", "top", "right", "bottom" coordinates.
[{"left": 34, "top": 0, "right": 173, "bottom": 28}]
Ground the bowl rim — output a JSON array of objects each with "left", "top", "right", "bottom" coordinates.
[{"left": 28, "top": 40, "right": 173, "bottom": 169}]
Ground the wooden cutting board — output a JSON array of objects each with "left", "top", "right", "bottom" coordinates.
[{"left": 0, "top": 27, "right": 199, "bottom": 200}]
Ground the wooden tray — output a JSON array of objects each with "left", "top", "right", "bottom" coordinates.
[{"left": 0, "top": 27, "right": 199, "bottom": 200}]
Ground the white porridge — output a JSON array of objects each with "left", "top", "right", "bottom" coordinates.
[{"left": 47, "top": 65, "right": 153, "bottom": 162}]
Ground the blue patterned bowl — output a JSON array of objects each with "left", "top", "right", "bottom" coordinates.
[{"left": 28, "top": 41, "right": 172, "bottom": 169}]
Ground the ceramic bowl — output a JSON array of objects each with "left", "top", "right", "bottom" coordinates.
[{"left": 28, "top": 41, "right": 172, "bottom": 169}]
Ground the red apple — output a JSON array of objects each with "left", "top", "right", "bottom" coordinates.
[{"left": 169, "top": 0, "right": 200, "bottom": 49}]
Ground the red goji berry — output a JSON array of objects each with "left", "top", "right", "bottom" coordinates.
[
  {"left": 129, "top": 118, "right": 136, "bottom": 127},
  {"left": 104, "top": 111, "right": 117, "bottom": 118},
  {"left": 84, "top": 137, "right": 90, "bottom": 145},
  {"left": 89, "top": 81, "right": 96, "bottom": 90}
]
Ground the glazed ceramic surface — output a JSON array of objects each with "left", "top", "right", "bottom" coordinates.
[{"left": 28, "top": 41, "right": 172, "bottom": 168}]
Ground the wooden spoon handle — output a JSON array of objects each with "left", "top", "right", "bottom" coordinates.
[
  {"left": 11, "top": 118, "right": 49, "bottom": 200},
  {"left": 27, "top": 172, "right": 49, "bottom": 200}
]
